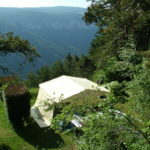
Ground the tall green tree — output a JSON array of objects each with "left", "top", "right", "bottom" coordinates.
[
  {"left": 50, "top": 60, "right": 64, "bottom": 78},
  {"left": 84, "top": 0, "right": 150, "bottom": 68},
  {"left": 76, "top": 55, "right": 96, "bottom": 78}
]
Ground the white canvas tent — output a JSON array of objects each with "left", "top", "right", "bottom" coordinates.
[{"left": 31, "top": 75, "right": 109, "bottom": 127}]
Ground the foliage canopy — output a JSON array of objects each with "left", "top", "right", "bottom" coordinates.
[{"left": 0, "top": 32, "right": 39, "bottom": 73}]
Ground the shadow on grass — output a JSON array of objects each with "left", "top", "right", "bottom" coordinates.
[
  {"left": 14, "top": 121, "right": 64, "bottom": 150},
  {"left": 0, "top": 144, "right": 12, "bottom": 150}
]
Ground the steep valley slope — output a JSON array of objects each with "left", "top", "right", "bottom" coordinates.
[{"left": 0, "top": 7, "right": 96, "bottom": 77}]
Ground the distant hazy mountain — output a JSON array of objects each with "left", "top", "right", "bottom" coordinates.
[{"left": 0, "top": 7, "right": 96, "bottom": 77}]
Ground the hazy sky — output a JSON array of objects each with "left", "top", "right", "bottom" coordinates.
[{"left": 0, "top": 0, "right": 91, "bottom": 8}]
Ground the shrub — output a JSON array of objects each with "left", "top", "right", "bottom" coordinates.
[
  {"left": 4, "top": 83, "right": 31, "bottom": 126},
  {"left": 0, "top": 76, "right": 16, "bottom": 87}
]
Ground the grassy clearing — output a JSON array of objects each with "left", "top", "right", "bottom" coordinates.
[
  {"left": 0, "top": 88, "right": 76, "bottom": 150},
  {"left": 29, "top": 88, "right": 39, "bottom": 105}
]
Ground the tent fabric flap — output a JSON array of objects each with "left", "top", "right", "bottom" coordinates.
[{"left": 31, "top": 75, "right": 109, "bottom": 128}]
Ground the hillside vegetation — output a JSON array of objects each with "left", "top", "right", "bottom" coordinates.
[
  {"left": 0, "top": 0, "right": 150, "bottom": 150},
  {"left": 33, "top": 0, "right": 150, "bottom": 150},
  {"left": 0, "top": 88, "right": 76, "bottom": 150}
]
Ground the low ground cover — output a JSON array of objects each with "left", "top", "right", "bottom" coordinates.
[{"left": 0, "top": 88, "right": 75, "bottom": 150}]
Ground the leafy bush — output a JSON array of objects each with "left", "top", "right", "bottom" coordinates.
[
  {"left": 77, "top": 112, "right": 150, "bottom": 150},
  {"left": 4, "top": 83, "right": 31, "bottom": 126},
  {"left": 51, "top": 90, "right": 108, "bottom": 132},
  {"left": 0, "top": 76, "right": 16, "bottom": 87}
]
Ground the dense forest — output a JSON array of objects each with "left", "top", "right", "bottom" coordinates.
[{"left": 0, "top": 0, "right": 150, "bottom": 149}]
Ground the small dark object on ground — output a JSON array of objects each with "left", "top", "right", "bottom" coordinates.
[{"left": 98, "top": 95, "right": 106, "bottom": 99}]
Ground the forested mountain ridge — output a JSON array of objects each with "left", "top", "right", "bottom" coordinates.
[{"left": 0, "top": 7, "right": 96, "bottom": 76}]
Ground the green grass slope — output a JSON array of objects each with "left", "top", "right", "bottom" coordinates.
[{"left": 0, "top": 88, "right": 76, "bottom": 150}]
